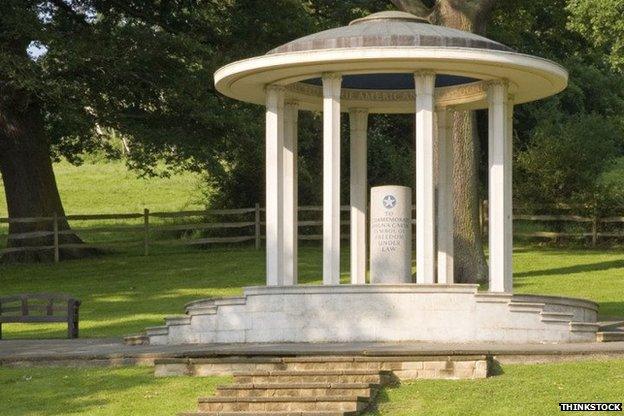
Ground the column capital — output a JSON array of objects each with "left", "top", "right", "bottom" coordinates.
[
  {"left": 322, "top": 72, "right": 343, "bottom": 81},
  {"left": 486, "top": 80, "right": 509, "bottom": 105},
  {"left": 322, "top": 73, "right": 342, "bottom": 99},
  {"left": 414, "top": 70, "right": 436, "bottom": 77},
  {"left": 265, "top": 84, "right": 286, "bottom": 110},
  {"left": 285, "top": 99, "right": 300, "bottom": 108},
  {"left": 348, "top": 107, "right": 369, "bottom": 115},
  {"left": 265, "top": 84, "right": 287, "bottom": 93},
  {"left": 414, "top": 71, "right": 436, "bottom": 96}
]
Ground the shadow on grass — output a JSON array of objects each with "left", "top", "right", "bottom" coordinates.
[
  {"left": 514, "top": 259, "right": 624, "bottom": 278},
  {"left": 597, "top": 302, "right": 624, "bottom": 319},
  {"left": 2, "top": 366, "right": 226, "bottom": 416},
  {"left": 0, "top": 246, "right": 334, "bottom": 338}
]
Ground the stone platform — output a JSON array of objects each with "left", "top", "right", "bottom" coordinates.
[
  {"left": 143, "top": 284, "right": 600, "bottom": 345},
  {"left": 2, "top": 338, "right": 624, "bottom": 367}
]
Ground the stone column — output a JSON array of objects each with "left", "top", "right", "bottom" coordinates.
[
  {"left": 349, "top": 108, "right": 368, "bottom": 285},
  {"left": 283, "top": 100, "right": 299, "bottom": 285},
  {"left": 414, "top": 72, "right": 436, "bottom": 284},
  {"left": 487, "top": 81, "right": 513, "bottom": 293},
  {"left": 265, "top": 85, "right": 285, "bottom": 286},
  {"left": 437, "top": 108, "right": 454, "bottom": 284},
  {"left": 322, "top": 73, "right": 342, "bottom": 285}
]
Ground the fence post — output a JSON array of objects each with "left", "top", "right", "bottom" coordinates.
[
  {"left": 53, "top": 212, "right": 59, "bottom": 263},
  {"left": 591, "top": 213, "right": 598, "bottom": 247},
  {"left": 254, "top": 203, "right": 261, "bottom": 250},
  {"left": 143, "top": 208, "right": 150, "bottom": 256}
]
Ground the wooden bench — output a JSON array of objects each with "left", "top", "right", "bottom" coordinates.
[{"left": 0, "top": 294, "right": 81, "bottom": 339}]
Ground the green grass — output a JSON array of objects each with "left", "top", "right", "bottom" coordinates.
[
  {"left": 0, "top": 366, "right": 229, "bottom": 416},
  {"left": 0, "top": 159, "right": 202, "bottom": 216},
  {"left": 0, "top": 245, "right": 623, "bottom": 339},
  {"left": 366, "top": 359, "right": 624, "bottom": 416},
  {"left": 0, "top": 360, "right": 622, "bottom": 416}
]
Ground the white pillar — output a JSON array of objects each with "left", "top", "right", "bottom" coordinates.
[
  {"left": 322, "top": 73, "right": 342, "bottom": 285},
  {"left": 283, "top": 100, "right": 299, "bottom": 285},
  {"left": 487, "top": 81, "right": 513, "bottom": 293},
  {"left": 415, "top": 72, "right": 436, "bottom": 284},
  {"left": 436, "top": 108, "right": 454, "bottom": 284},
  {"left": 265, "top": 85, "right": 285, "bottom": 286},
  {"left": 349, "top": 108, "right": 368, "bottom": 285}
]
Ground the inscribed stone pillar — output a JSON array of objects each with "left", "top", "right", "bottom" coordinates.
[{"left": 370, "top": 185, "right": 412, "bottom": 283}]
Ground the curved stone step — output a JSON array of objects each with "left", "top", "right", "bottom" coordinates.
[
  {"left": 474, "top": 293, "right": 512, "bottom": 304},
  {"left": 570, "top": 322, "right": 600, "bottom": 333},
  {"left": 187, "top": 305, "right": 218, "bottom": 317},
  {"left": 145, "top": 326, "right": 168, "bottom": 336},
  {"left": 165, "top": 315, "right": 192, "bottom": 326},
  {"left": 508, "top": 301, "right": 545, "bottom": 314},
  {"left": 185, "top": 297, "right": 247, "bottom": 315},
  {"left": 540, "top": 312, "right": 574, "bottom": 323},
  {"left": 123, "top": 333, "right": 148, "bottom": 346},
  {"left": 597, "top": 331, "right": 624, "bottom": 342}
]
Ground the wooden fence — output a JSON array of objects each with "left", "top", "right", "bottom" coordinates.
[{"left": 1, "top": 202, "right": 623, "bottom": 262}]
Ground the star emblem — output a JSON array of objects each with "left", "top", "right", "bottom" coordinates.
[{"left": 382, "top": 195, "right": 397, "bottom": 209}]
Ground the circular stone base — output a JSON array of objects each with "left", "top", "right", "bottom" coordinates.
[{"left": 148, "top": 285, "right": 599, "bottom": 346}]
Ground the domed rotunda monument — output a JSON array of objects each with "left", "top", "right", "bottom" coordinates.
[{"left": 145, "top": 11, "right": 599, "bottom": 346}]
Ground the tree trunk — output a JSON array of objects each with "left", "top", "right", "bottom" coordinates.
[
  {"left": 0, "top": 91, "right": 93, "bottom": 263},
  {"left": 392, "top": 0, "right": 491, "bottom": 282},
  {"left": 432, "top": 3, "right": 489, "bottom": 283}
]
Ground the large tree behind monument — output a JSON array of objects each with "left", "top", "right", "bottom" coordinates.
[{"left": 391, "top": 0, "right": 497, "bottom": 283}]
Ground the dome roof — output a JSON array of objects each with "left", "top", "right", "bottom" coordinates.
[
  {"left": 214, "top": 11, "right": 567, "bottom": 113},
  {"left": 268, "top": 11, "right": 513, "bottom": 55}
]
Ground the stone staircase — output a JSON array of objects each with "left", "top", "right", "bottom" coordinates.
[
  {"left": 179, "top": 359, "right": 395, "bottom": 416},
  {"left": 474, "top": 293, "right": 600, "bottom": 342},
  {"left": 126, "top": 288, "right": 601, "bottom": 346},
  {"left": 596, "top": 320, "right": 624, "bottom": 342}
]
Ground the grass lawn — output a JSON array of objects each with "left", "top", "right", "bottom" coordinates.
[
  {"left": 0, "top": 159, "right": 202, "bottom": 216},
  {"left": 0, "top": 245, "right": 623, "bottom": 338},
  {"left": 0, "top": 366, "right": 229, "bottom": 416},
  {"left": 0, "top": 360, "right": 621, "bottom": 416},
  {"left": 366, "top": 359, "right": 624, "bottom": 416}
]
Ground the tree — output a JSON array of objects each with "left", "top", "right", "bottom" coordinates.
[
  {"left": 391, "top": 0, "right": 498, "bottom": 283},
  {"left": 0, "top": 0, "right": 314, "bottom": 262},
  {"left": 515, "top": 115, "right": 623, "bottom": 213},
  {"left": 567, "top": 0, "right": 624, "bottom": 71}
]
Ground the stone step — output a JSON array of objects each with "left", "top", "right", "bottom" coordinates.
[
  {"left": 474, "top": 293, "right": 512, "bottom": 304},
  {"left": 508, "top": 302, "right": 545, "bottom": 314},
  {"left": 123, "top": 333, "right": 149, "bottom": 346},
  {"left": 180, "top": 412, "right": 357, "bottom": 416},
  {"left": 541, "top": 312, "right": 574, "bottom": 321},
  {"left": 184, "top": 297, "right": 246, "bottom": 314},
  {"left": 213, "top": 297, "right": 247, "bottom": 306},
  {"left": 145, "top": 325, "right": 168, "bottom": 336},
  {"left": 197, "top": 396, "right": 369, "bottom": 413},
  {"left": 216, "top": 382, "right": 378, "bottom": 398},
  {"left": 233, "top": 370, "right": 390, "bottom": 385},
  {"left": 597, "top": 320, "right": 624, "bottom": 331},
  {"left": 166, "top": 315, "right": 192, "bottom": 326},
  {"left": 596, "top": 331, "right": 624, "bottom": 342},
  {"left": 187, "top": 306, "right": 218, "bottom": 317},
  {"left": 570, "top": 322, "right": 600, "bottom": 333}
]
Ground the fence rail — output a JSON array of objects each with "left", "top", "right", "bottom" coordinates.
[{"left": 2, "top": 202, "right": 624, "bottom": 262}]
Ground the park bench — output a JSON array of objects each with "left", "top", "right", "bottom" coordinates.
[{"left": 0, "top": 293, "right": 81, "bottom": 339}]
